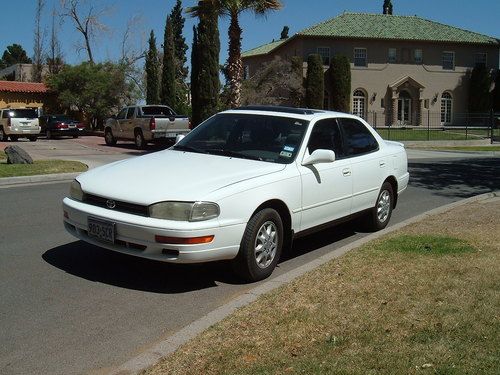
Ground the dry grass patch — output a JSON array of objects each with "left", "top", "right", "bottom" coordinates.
[{"left": 144, "top": 197, "right": 500, "bottom": 375}]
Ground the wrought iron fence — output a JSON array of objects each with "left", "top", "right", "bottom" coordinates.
[{"left": 361, "top": 111, "right": 499, "bottom": 142}]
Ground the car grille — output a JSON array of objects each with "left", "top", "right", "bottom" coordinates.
[{"left": 83, "top": 194, "right": 149, "bottom": 216}]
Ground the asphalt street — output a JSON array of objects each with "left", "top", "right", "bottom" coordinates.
[{"left": 0, "top": 155, "right": 499, "bottom": 375}]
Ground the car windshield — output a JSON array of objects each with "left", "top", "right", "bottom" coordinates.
[
  {"left": 7, "top": 109, "right": 38, "bottom": 118},
  {"left": 174, "top": 113, "right": 308, "bottom": 164},
  {"left": 53, "top": 115, "right": 73, "bottom": 122}
]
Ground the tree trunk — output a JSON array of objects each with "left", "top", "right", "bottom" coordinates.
[{"left": 227, "top": 13, "right": 242, "bottom": 108}]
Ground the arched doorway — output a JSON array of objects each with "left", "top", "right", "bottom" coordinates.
[
  {"left": 397, "top": 90, "right": 412, "bottom": 125},
  {"left": 352, "top": 89, "right": 366, "bottom": 119},
  {"left": 441, "top": 92, "right": 453, "bottom": 125}
]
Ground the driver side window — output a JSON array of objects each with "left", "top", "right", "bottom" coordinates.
[
  {"left": 307, "top": 119, "right": 344, "bottom": 158},
  {"left": 116, "top": 108, "right": 127, "bottom": 120}
]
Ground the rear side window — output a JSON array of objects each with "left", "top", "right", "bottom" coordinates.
[
  {"left": 338, "top": 118, "right": 378, "bottom": 156},
  {"left": 4, "top": 109, "right": 38, "bottom": 118}
]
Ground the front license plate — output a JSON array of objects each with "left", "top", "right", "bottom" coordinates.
[{"left": 88, "top": 217, "right": 115, "bottom": 243}]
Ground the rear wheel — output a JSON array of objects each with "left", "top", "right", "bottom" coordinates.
[
  {"left": 232, "top": 208, "right": 283, "bottom": 282},
  {"left": 73, "top": 134, "right": 78, "bottom": 138},
  {"left": 28, "top": 136, "right": 37, "bottom": 142},
  {"left": 134, "top": 129, "right": 146, "bottom": 149},
  {"left": 10, "top": 135, "right": 18, "bottom": 141},
  {"left": 366, "top": 182, "right": 394, "bottom": 231},
  {"left": 104, "top": 129, "right": 116, "bottom": 146}
]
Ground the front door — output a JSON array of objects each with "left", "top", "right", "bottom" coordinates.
[
  {"left": 397, "top": 91, "right": 412, "bottom": 125},
  {"left": 298, "top": 119, "right": 352, "bottom": 231}
]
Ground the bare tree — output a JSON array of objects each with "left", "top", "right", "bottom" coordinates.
[
  {"left": 59, "top": 0, "right": 110, "bottom": 63},
  {"left": 32, "top": 0, "right": 46, "bottom": 82},
  {"left": 47, "top": 6, "right": 64, "bottom": 75},
  {"left": 120, "top": 14, "right": 146, "bottom": 65}
]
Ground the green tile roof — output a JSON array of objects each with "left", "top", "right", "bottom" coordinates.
[
  {"left": 299, "top": 13, "right": 498, "bottom": 45},
  {"left": 242, "top": 39, "right": 287, "bottom": 58},
  {"left": 242, "top": 13, "right": 498, "bottom": 57}
]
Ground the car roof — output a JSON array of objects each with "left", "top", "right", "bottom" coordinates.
[{"left": 223, "top": 106, "right": 360, "bottom": 122}]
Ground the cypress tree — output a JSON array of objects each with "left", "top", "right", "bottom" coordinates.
[
  {"left": 328, "top": 55, "right": 351, "bottom": 112},
  {"left": 190, "top": 26, "right": 200, "bottom": 125},
  {"left": 145, "top": 30, "right": 160, "bottom": 104},
  {"left": 170, "top": 0, "right": 189, "bottom": 114},
  {"left": 191, "top": 2, "right": 220, "bottom": 126},
  {"left": 383, "top": 0, "right": 393, "bottom": 15},
  {"left": 161, "top": 16, "right": 176, "bottom": 108},
  {"left": 468, "top": 65, "right": 491, "bottom": 113},
  {"left": 305, "top": 54, "right": 324, "bottom": 109}
]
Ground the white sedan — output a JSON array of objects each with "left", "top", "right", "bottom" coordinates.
[{"left": 63, "top": 106, "right": 409, "bottom": 281}]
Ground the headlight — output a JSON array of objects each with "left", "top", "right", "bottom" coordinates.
[
  {"left": 149, "top": 201, "right": 219, "bottom": 221},
  {"left": 69, "top": 180, "right": 84, "bottom": 201}
]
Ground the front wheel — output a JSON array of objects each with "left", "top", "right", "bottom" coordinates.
[
  {"left": 232, "top": 208, "right": 284, "bottom": 282},
  {"left": 366, "top": 182, "right": 394, "bottom": 231},
  {"left": 28, "top": 136, "right": 37, "bottom": 142}
]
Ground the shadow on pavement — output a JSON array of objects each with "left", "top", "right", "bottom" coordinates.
[
  {"left": 42, "top": 221, "right": 361, "bottom": 293},
  {"left": 409, "top": 157, "right": 500, "bottom": 198}
]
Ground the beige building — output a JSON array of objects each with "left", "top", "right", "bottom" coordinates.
[
  {"left": 242, "top": 13, "right": 499, "bottom": 127},
  {"left": 0, "top": 80, "right": 52, "bottom": 110}
]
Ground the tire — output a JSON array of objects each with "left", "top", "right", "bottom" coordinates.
[
  {"left": 0, "top": 127, "right": 6, "bottom": 141},
  {"left": 104, "top": 129, "right": 116, "bottom": 146},
  {"left": 28, "top": 136, "right": 37, "bottom": 142},
  {"left": 73, "top": 134, "right": 78, "bottom": 138},
  {"left": 232, "top": 208, "right": 284, "bottom": 282},
  {"left": 46, "top": 130, "right": 52, "bottom": 140},
  {"left": 134, "top": 129, "right": 146, "bottom": 149},
  {"left": 366, "top": 182, "right": 394, "bottom": 231},
  {"left": 10, "top": 135, "right": 18, "bottom": 141}
]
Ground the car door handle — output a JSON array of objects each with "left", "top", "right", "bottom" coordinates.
[
  {"left": 342, "top": 168, "right": 351, "bottom": 177},
  {"left": 379, "top": 161, "right": 386, "bottom": 167}
]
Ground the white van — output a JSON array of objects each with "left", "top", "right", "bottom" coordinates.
[{"left": 0, "top": 108, "right": 41, "bottom": 142}]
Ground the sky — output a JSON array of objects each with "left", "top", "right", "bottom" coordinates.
[{"left": 0, "top": 0, "right": 499, "bottom": 68}]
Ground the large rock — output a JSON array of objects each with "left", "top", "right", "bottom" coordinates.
[{"left": 4, "top": 145, "right": 33, "bottom": 164}]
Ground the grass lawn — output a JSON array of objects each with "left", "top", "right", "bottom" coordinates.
[
  {"left": 144, "top": 197, "right": 500, "bottom": 375},
  {"left": 375, "top": 128, "right": 495, "bottom": 141},
  {"left": 0, "top": 151, "right": 87, "bottom": 177},
  {"left": 410, "top": 146, "right": 500, "bottom": 152}
]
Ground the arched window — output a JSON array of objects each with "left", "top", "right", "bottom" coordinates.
[
  {"left": 441, "top": 92, "right": 452, "bottom": 124},
  {"left": 352, "top": 89, "right": 366, "bottom": 119}
]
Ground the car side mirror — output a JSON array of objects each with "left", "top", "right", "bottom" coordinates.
[
  {"left": 302, "top": 149, "right": 336, "bottom": 166},
  {"left": 175, "top": 134, "right": 185, "bottom": 144},
  {"left": 169, "top": 116, "right": 176, "bottom": 122}
]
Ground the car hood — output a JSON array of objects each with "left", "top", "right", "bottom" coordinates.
[{"left": 77, "top": 150, "right": 285, "bottom": 205}]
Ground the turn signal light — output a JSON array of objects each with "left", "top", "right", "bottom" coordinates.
[{"left": 155, "top": 235, "right": 214, "bottom": 245}]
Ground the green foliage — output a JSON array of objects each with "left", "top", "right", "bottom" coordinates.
[
  {"left": 0, "top": 44, "right": 32, "bottom": 69},
  {"left": 47, "top": 62, "right": 130, "bottom": 128},
  {"left": 468, "top": 65, "right": 492, "bottom": 113},
  {"left": 161, "top": 17, "right": 176, "bottom": 108},
  {"left": 492, "top": 70, "right": 500, "bottom": 112},
  {"left": 190, "top": 3, "right": 220, "bottom": 127},
  {"left": 145, "top": 30, "right": 160, "bottom": 104},
  {"left": 305, "top": 54, "right": 324, "bottom": 109},
  {"left": 328, "top": 55, "right": 351, "bottom": 112}
]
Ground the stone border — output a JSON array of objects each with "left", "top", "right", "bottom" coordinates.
[
  {"left": 0, "top": 172, "right": 80, "bottom": 187},
  {"left": 110, "top": 191, "right": 499, "bottom": 375}
]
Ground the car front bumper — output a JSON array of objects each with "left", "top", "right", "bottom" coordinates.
[{"left": 62, "top": 197, "right": 245, "bottom": 263}]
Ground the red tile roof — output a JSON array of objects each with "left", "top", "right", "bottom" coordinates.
[{"left": 0, "top": 81, "right": 48, "bottom": 93}]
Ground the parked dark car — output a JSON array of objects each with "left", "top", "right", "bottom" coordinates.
[{"left": 39, "top": 115, "right": 85, "bottom": 139}]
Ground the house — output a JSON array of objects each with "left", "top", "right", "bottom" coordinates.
[
  {"left": 0, "top": 80, "right": 52, "bottom": 111},
  {"left": 241, "top": 13, "right": 499, "bottom": 127},
  {"left": 0, "top": 64, "right": 50, "bottom": 82}
]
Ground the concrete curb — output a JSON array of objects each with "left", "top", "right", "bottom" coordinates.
[
  {"left": 110, "top": 191, "right": 498, "bottom": 375},
  {"left": 0, "top": 172, "right": 80, "bottom": 187}
]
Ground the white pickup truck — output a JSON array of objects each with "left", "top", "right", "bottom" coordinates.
[{"left": 104, "top": 105, "right": 190, "bottom": 149}]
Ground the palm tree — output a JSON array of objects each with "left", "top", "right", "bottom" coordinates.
[{"left": 187, "top": 0, "right": 282, "bottom": 108}]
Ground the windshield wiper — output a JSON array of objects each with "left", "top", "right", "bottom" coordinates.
[
  {"left": 206, "top": 149, "right": 263, "bottom": 161},
  {"left": 172, "top": 144, "right": 207, "bottom": 154}
]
